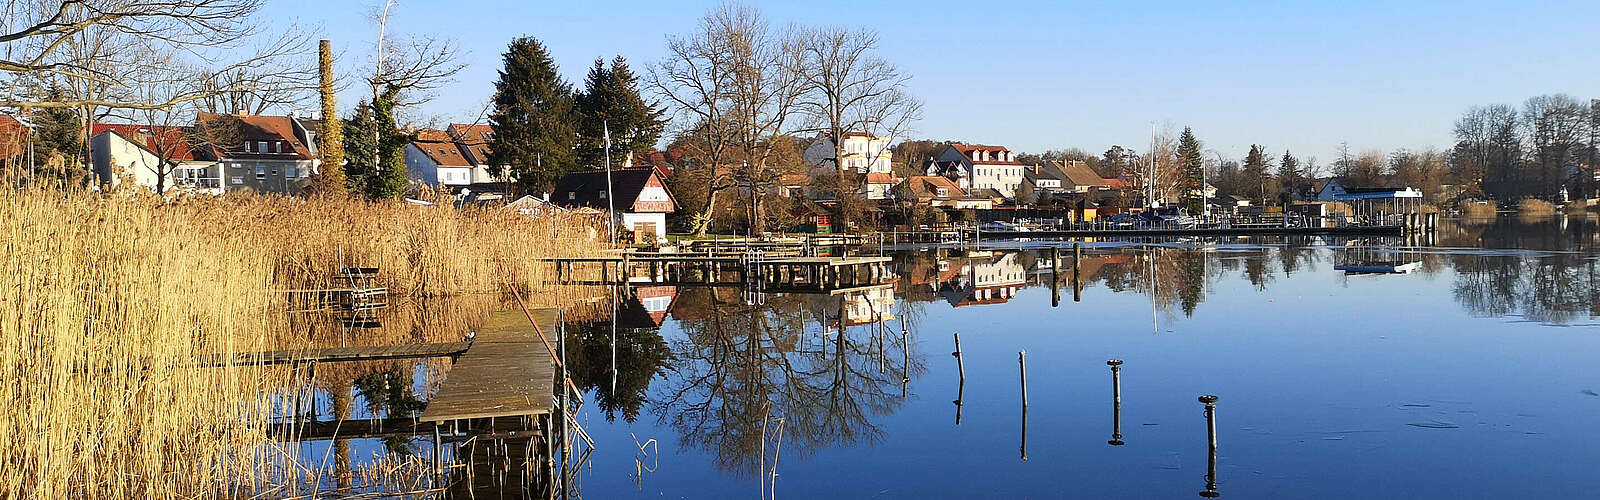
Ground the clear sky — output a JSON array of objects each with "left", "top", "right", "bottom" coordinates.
[{"left": 275, "top": 0, "right": 1599, "bottom": 162}]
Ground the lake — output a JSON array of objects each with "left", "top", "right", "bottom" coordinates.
[{"left": 295, "top": 215, "right": 1600, "bottom": 498}]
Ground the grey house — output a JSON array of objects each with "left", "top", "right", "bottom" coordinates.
[{"left": 193, "top": 113, "right": 319, "bottom": 195}]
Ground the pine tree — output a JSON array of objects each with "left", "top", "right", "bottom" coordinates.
[
  {"left": 1242, "top": 144, "right": 1271, "bottom": 203},
  {"left": 576, "top": 56, "right": 667, "bottom": 168},
  {"left": 368, "top": 88, "right": 411, "bottom": 199},
  {"left": 487, "top": 36, "right": 577, "bottom": 193},
  {"left": 342, "top": 100, "right": 377, "bottom": 196},
  {"left": 1177, "top": 127, "right": 1205, "bottom": 212},
  {"left": 1278, "top": 150, "right": 1299, "bottom": 196},
  {"left": 313, "top": 39, "right": 347, "bottom": 196}
]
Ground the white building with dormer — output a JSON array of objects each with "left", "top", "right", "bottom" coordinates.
[{"left": 925, "top": 143, "right": 1026, "bottom": 200}]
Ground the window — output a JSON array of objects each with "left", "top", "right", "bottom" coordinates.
[
  {"left": 568, "top": 192, "right": 576, "bottom": 201},
  {"left": 936, "top": 188, "right": 948, "bottom": 197},
  {"left": 297, "top": 166, "right": 309, "bottom": 178},
  {"left": 258, "top": 141, "right": 268, "bottom": 153},
  {"left": 231, "top": 176, "right": 244, "bottom": 185},
  {"left": 273, "top": 142, "right": 281, "bottom": 153},
  {"left": 255, "top": 165, "right": 265, "bottom": 179},
  {"left": 598, "top": 190, "right": 608, "bottom": 199}
]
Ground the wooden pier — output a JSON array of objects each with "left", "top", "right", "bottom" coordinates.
[
  {"left": 544, "top": 253, "right": 894, "bottom": 291},
  {"left": 420, "top": 309, "right": 558, "bottom": 423},
  {"left": 204, "top": 342, "right": 468, "bottom": 367}
]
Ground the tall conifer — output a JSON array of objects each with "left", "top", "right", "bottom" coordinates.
[
  {"left": 1177, "top": 127, "right": 1205, "bottom": 212},
  {"left": 576, "top": 56, "right": 666, "bottom": 168},
  {"left": 487, "top": 36, "right": 576, "bottom": 193}
]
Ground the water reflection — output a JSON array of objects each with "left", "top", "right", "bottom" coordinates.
[
  {"left": 264, "top": 216, "right": 1600, "bottom": 497},
  {"left": 655, "top": 286, "right": 924, "bottom": 478}
]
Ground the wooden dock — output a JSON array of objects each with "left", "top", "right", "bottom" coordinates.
[
  {"left": 420, "top": 309, "right": 558, "bottom": 423},
  {"left": 201, "top": 342, "right": 468, "bottom": 367},
  {"left": 980, "top": 225, "right": 1405, "bottom": 239}
]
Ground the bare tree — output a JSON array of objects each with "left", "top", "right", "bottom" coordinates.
[
  {"left": 0, "top": 0, "right": 268, "bottom": 110},
  {"left": 795, "top": 26, "right": 920, "bottom": 176},
  {"left": 651, "top": 2, "right": 801, "bottom": 236}
]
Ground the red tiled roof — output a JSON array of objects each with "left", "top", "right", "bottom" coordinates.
[
  {"left": 0, "top": 114, "right": 27, "bottom": 161},
  {"left": 412, "top": 129, "right": 473, "bottom": 167},
  {"left": 897, "top": 175, "right": 965, "bottom": 199},
  {"left": 951, "top": 143, "right": 1023, "bottom": 165},
  {"left": 195, "top": 113, "right": 314, "bottom": 161},
  {"left": 779, "top": 173, "right": 810, "bottom": 186},
  {"left": 447, "top": 124, "right": 494, "bottom": 166},
  {"left": 91, "top": 123, "right": 195, "bottom": 160},
  {"left": 864, "top": 172, "right": 897, "bottom": 184}
]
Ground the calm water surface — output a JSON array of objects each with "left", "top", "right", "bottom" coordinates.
[
  {"left": 285, "top": 216, "right": 1600, "bottom": 498},
  {"left": 564, "top": 216, "right": 1599, "bottom": 499}
]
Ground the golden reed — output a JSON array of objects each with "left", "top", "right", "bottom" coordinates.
[{"left": 0, "top": 189, "right": 604, "bottom": 497}]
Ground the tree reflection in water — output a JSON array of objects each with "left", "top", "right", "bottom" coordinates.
[
  {"left": 655, "top": 286, "right": 925, "bottom": 478},
  {"left": 563, "top": 290, "right": 675, "bottom": 423}
]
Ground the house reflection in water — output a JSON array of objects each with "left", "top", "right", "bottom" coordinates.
[
  {"left": 841, "top": 287, "right": 897, "bottom": 326},
  {"left": 938, "top": 252, "right": 1026, "bottom": 307}
]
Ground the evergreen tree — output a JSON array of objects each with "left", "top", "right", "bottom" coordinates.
[
  {"left": 342, "top": 100, "right": 377, "bottom": 196},
  {"left": 1177, "top": 127, "right": 1205, "bottom": 212},
  {"left": 487, "top": 36, "right": 577, "bottom": 193},
  {"left": 343, "top": 89, "right": 414, "bottom": 199},
  {"left": 1278, "top": 150, "right": 1300, "bottom": 195},
  {"left": 1242, "top": 144, "right": 1271, "bottom": 203},
  {"left": 368, "top": 88, "right": 411, "bottom": 199},
  {"left": 575, "top": 56, "right": 667, "bottom": 169}
]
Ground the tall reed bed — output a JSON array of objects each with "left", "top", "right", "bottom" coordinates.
[{"left": 0, "top": 189, "right": 606, "bottom": 497}]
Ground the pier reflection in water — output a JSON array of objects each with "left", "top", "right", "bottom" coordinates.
[{"left": 265, "top": 215, "right": 1600, "bottom": 497}]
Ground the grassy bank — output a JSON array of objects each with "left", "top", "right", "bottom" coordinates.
[{"left": 0, "top": 189, "right": 604, "bottom": 497}]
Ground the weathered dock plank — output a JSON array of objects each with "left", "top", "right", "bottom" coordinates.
[
  {"left": 204, "top": 342, "right": 469, "bottom": 367},
  {"left": 420, "top": 308, "right": 557, "bottom": 422}
]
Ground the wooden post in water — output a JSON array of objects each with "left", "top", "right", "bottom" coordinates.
[
  {"left": 1019, "top": 350, "right": 1028, "bottom": 462},
  {"left": 1108, "top": 360, "right": 1124, "bottom": 446},
  {"left": 1199, "top": 394, "right": 1220, "bottom": 497},
  {"left": 1051, "top": 247, "right": 1061, "bottom": 307}
]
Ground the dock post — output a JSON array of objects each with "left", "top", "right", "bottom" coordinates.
[
  {"left": 1019, "top": 350, "right": 1029, "bottom": 462},
  {"left": 1108, "top": 360, "right": 1124, "bottom": 446},
  {"left": 1019, "top": 350, "right": 1028, "bottom": 408},
  {"left": 432, "top": 423, "right": 442, "bottom": 486},
  {"left": 1199, "top": 395, "right": 1220, "bottom": 497}
]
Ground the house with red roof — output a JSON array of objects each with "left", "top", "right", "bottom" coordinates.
[
  {"left": 926, "top": 143, "right": 1026, "bottom": 201},
  {"left": 552, "top": 168, "right": 677, "bottom": 243},
  {"left": 404, "top": 129, "right": 477, "bottom": 186},
  {"left": 89, "top": 123, "right": 218, "bottom": 193},
  {"left": 191, "top": 113, "right": 320, "bottom": 195}
]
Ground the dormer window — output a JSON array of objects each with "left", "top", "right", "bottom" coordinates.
[
  {"left": 936, "top": 188, "right": 948, "bottom": 197},
  {"left": 257, "top": 141, "right": 267, "bottom": 153},
  {"left": 568, "top": 192, "right": 576, "bottom": 201}
]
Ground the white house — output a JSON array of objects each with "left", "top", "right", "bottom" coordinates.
[
  {"left": 405, "top": 129, "right": 476, "bottom": 186},
  {"left": 926, "top": 143, "right": 1026, "bottom": 200},
  {"left": 552, "top": 168, "right": 678, "bottom": 244},
  {"left": 89, "top": 124, "right": 216, "bottom": 193},
  {"left": 803, "top": 132, "right": 894, "bottom": 175},
  {"left": 447, "top": 123, "right": 506, "bottom": 184}
]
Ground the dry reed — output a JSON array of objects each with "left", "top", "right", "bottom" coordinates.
[
  {"left": 0, "top": 189, "right": 606, "bottom": 498},
  {"left": 1461, "top": 201, "right": 1498, "bottom": 218},
  {"left": 1516, "top": 198, "right": 1556, "bottom": 216}
]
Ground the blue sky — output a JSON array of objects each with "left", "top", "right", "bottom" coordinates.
[{"left": 277, "top": 0, "right": 1599, "bottom": 162}]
